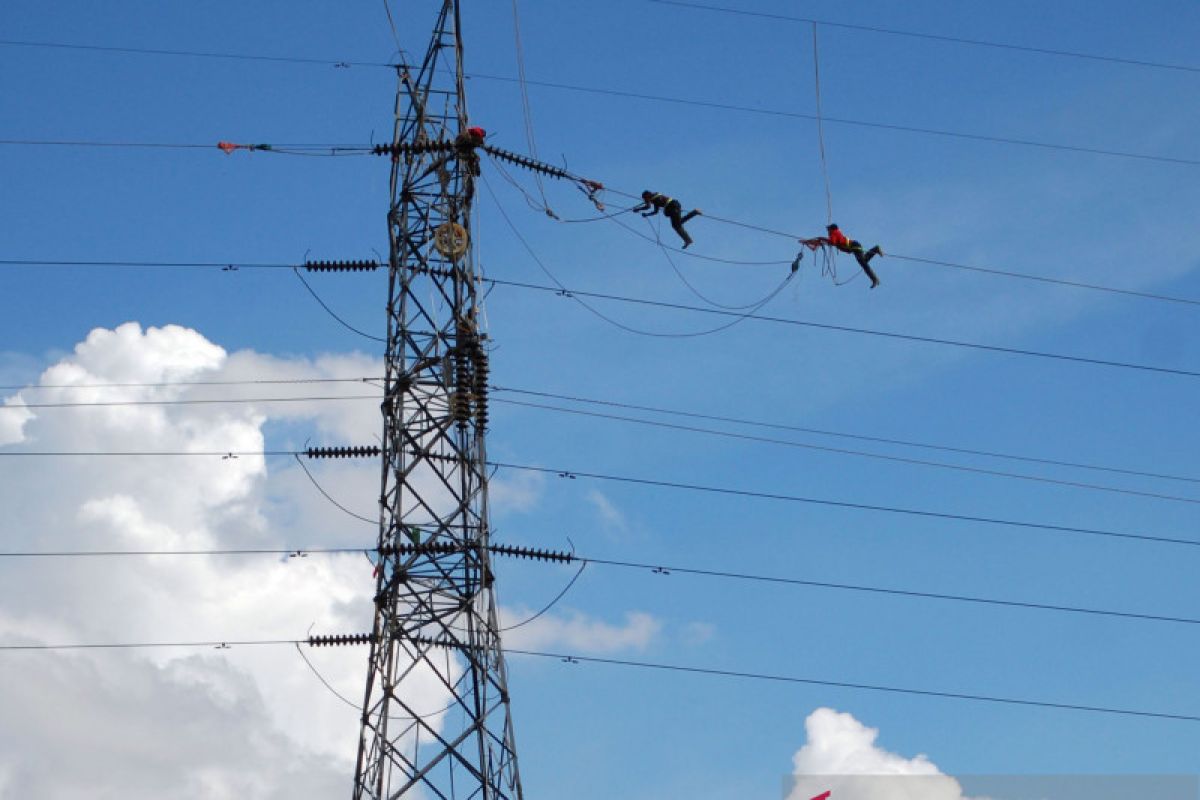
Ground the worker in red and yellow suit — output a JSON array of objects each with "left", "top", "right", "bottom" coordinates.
[{"left": 816, "top": 223, "right": 884, "bottom": 288}]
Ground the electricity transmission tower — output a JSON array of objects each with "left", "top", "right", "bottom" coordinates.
[{"left": 351, "top": 3, "right": 524, "bottom": 798}]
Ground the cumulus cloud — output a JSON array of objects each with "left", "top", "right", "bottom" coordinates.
[
  {"left": 0, "top": 396, "right": 31, "bottom": 446},
  {"left": 0, "top": 647, "right": 349, "bottom": 799},
  {"left": 0, "top": 324, "right": 386, "bottom": 774},
  {"left": 788, "top": 708, "right": 972, "bottom": 800},
  {"left": 0, "top": 322, "right": 653, "bottom": 797}
]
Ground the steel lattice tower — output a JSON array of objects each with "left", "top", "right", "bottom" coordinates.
[{"left": 352, "top": 3, "right": 524, "bottom": 798}]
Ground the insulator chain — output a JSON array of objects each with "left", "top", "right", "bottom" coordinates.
[
  {"left": 377, "top": 541, "right": 573, "bottom": 563},
  {"left": 400, "top": 263, "right": 456, "bottom": 279},
  {"left": 308, "top": 632, "right": 374, "bottom": 647},
  {"left": 489, "top": 543, "right": 574, "bottom": 563},
  {"left": 405, "top": 633, "right": 480, "bottom": 652},
  {"left": 371, "top": 140, "right": 456, "bottom": 156},
  {"left": 380, "top": 541, "right": 465, "bottom": 556},
  {"left": 406, "top": 449, "right": 457, "bottom": 463},
  {"left": 480, "top": 144, "right": 572, "bottom": 181},
  {"left": 473, "top": 347, "right": 490, "bottom": 431},
  {"left": 305, "top": 445, "right": 382, "bottom": 459},
  {"left": 452, "top": 324, "right": 489, "bottom": 432},
  {"left": 453, "top": 342, "right": 472, "bottom": 430},
  {"left": 304, "top": 259, "right": 381, "bottom": 272}
]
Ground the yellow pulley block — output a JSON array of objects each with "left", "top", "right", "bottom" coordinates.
[{"left": 433, "top": 222, "right": 469, "bottom": 259}]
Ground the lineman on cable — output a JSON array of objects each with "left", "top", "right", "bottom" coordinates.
[
  {"left": 633, "top": 190, "right": 702, "bottom": 249},
  {"left": 803, "top": 223, "right": 885, "bottom": 288}
]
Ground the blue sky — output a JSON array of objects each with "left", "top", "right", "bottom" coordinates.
[{"left": 1, "top": 1, "right": 1198, "bottom": 798}]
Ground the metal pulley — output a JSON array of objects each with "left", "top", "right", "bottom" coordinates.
[{"left": 433, "top": 222, "right": 469, "bottom": 259}]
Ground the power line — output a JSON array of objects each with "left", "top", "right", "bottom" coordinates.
[
  {"left": 1, "top": 636, "right": 1192, "bottom": 722},
  {"left": 4, "top": 395, "right": 376, "bottom": 409},
  {"left": 0, "top": 258, "right": 294, "bottom": 270},
  {"left": 468, "top": 72, "right": 1200, "bottom": 169},
  {"left": 490, "top": 462, "right": 1200, "bottom": 550},
  {"left": 8, "top": 92, "right": 1192, "bottom": 169},
  {"left": 0, "top": 139, "right": 211, "bottom": 150},
  {"left": 580, "top": 556, "right": 1200, "bottom": 627},
  {"left": 490, "top": 396, "right": 1200, "bottom": 506},
  {"left": 4, "top": 251, "right": 1198, "bottom": 310},
  {"left": 488, "top": 278, "right": 1200, "bottom": 380},
  {"left": 648, "top": 0, "right": 1200, "bottom": 75},
  {"left": 893, "top": 254, "right": 1200, "bottom": 308},
  {"left": 491, "top": 386, "right": 1200, "bottom": 486},
  {"left": 7, "top": 253, "right": 1200, "bottom": 376},
  {"left": 6, "top": 380, "right": 1193, "bottom": 489},
  {"left": 11, "top": 7, "right": 1199, "bottom": 78},
  {"left": 0, "top": 260, "right": 295, "bottom": 272},
  {"left": 0, "top": 376, "right": 377, "bottom": 392},
  {"left": 0, "top": 38, "right": 393, "bottom": 68},
  {"left": 2, "top": 450, "right": 1192, "bottom": 548},
  {"left": 7, "top": 388, "right": 1194, "bottom": 499},
  {"left": 524, "top": 181, "right": 1200, "bottom": 357},
  {"left": 0, "top": 450, "right": 298, "bottom": 457},
  {"left": 0, "top": 638, "right": 300, "bottom": 651},
  {"left": 506, "top": 649, "right": 1200, "bottom": 723},
  {"left": 0, "top": 547, "right": 361, "bottom": 557},
  {"left": 1, "top": 545, "right": 1195, "bottom": 627},
  {"left": 0, "top": 376, "right": 374, "bottom": 391},
  {"left": 0, "top": 139, "right": 373, "bottom": 156},
  {"left": 4, "top": 38, "right": 1196, "bottom": 167}
]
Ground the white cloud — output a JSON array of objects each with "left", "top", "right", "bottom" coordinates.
[
  {"left": 489, "top": 468, "right": 545, "bottom": 515},
  {"left": 0, "top": 647, "right": 349, "bottom": 799},
  {"left": 0, "top": 323, "right": 472, "bottom": 794},
  {"left": 0, "top": 322, "right": 664, "bottom": 797},
  {"left": 788, "top": 708, "right": 971, "bottom": 800},
  {"left": 0, "top": 396, "right": 32, "bottom": 446},
  {"left": 500, "top": 608, "right": 661, "bottom": 653},
  {"left": 680, "top": 621, "right": 716, "bottom": 645},
  {"left": 586, "top": 488, "right": 627, "bottom": 533}
]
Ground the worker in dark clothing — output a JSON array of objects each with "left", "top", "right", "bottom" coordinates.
[
  {"left": 634, "top": 191, "right": 702, "bottom": 249},
  {"left": 815, "top": 223, "right": 884, "bottom": 288}
]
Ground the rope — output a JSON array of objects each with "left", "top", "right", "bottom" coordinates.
[
  {"left": 555, "top": 206, "right": 638, "bottom": 224},
  {"left": 794, "top": 240, "right": 862, "bottom": 287},
  {"left": 510, "top": 0, "right": 552, "bottom": 213},
  {"left": 483, "top": 175, "right": 793, "bottom": 339},
  {"left": 499, "top": 562, "right": 589, "bottom": 632},
  {"left": 812, "top": 23, "right": 834, "bottom": 223},
  {"left": 608, "top": 213, "right": 791, "bottom": 266},
  {"left": 381, "top": 0, "right": 403, "bottom": 54},
  {"left": 487, "top": 152, "right": 551, "bottom": 214},
  {"left": 291, "top": 267, "right": 386, "bottom": 343},
  {"left": 292, "top": 454, "right": 377, "bottom": 525},
  {"left": 644, "top": 217, "right": 791, "bottom": 310}
]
